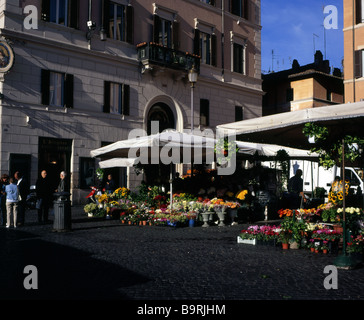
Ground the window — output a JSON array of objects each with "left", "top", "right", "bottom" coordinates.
[
  {"left": 103, "top": 81, "right": 130, "bottom": 116},
  {"left": 231, "top": 0, "right": 249, "bottom": 20},
  {"left": 286, "top": 88, "right": 294, "bottom": 102},
  {"left": 194, "top": 29, "right": 217, "bottom": 66},
  {"left": 105, "top": 2, "right": 133, "bottom": 43},
  {"left": 80, "top": 157, "right": 95, "bottom": 189},
  {"left": 356, "top": 0, "right": 364, "bottom": 24},
  {"left": 233, "top": 42, "right": 246, "bottom": 74},
  {"left": 200, "top": 0, "right": 216, "bottom": 6},
  {"left": 200, "top": 99, "right": 209, "bottom": 126},
  {"left": 49, "top": 72, "right": 64, "bottom": 107},
  {"left": 355, "top": 50, "right": 364, "bottom": 78},
  {"left": 41, "top": 70, "right": 73, "bottom": 108},
  {"left": 41, "top": 0, "right": 79, "bottom": 28},
  {"left": 235, "top": 106, "right": 244, "bottom": 121},
  {"left": 153, "top": 15, "right": 179, "bottom": 49}
]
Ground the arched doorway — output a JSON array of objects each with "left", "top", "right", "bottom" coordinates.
[
  {"left": 145, "top": 103, "right": 175, "bottom": 188},
  {"left": 147, "top": 102, "right": 175, "bottom": 135}
]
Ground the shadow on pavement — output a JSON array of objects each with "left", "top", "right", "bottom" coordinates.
[{"left": 0, "top": 228, "right": 150, "bottom": 300}]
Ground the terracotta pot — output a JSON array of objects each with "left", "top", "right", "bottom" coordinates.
[
  {"left": 128, "top": 221, "right": 132, "bottom": 225},
  {"left": 142, "top": 220, "right": 147, "bottom": 226},
  {"left": 310, "top": 247, "right": 315, "bottom": 252},
  {"left": 282, "top": 243, "right": 289, "bottom": 250},
  {"left": 323, "top": 249, "right": 328, "bottom": 254}
]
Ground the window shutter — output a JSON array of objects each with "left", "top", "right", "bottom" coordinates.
[
  {"left": 153, "top": 15, "right": 161, "bottom": 43},
  {"left": 69, "top": 0, "right": 79, "bottom": 29},
  {"left": 211, "top": 34, "right": 217, "bottom": 67},
  {"left": 355, "top": 50, "right": 363, "bottom": 78},
  {"left": 126, "top": 5, "right": 134, "bottom": 44},
  {"left": 103, "top": 0, "right": 111, "bottom": 38},
  {"left": 41, "top": 69, "right": 50, "bottom": 105},
  {"left": 103, "top": 81, "right": 110, "bottom": 113},
  {"left": 122, "top": 84, "right": 130, "bottom": 116},
  {"left": 64, "top": 74, "right": 74, "bottom": 108},
  {"left": 172, "top": 21, "right": 180, "bottom": 50},
  {"left": 356, "top": 0, "right": 362, "bottom": 24},
  {"left": 244, "top": 0, "right": 249, "bottom": 20},
  {"left": 194, "top": 29, "right": 200, "bottom": 56},
  {"left": 41, "top": 0, "right": 50, "bottom": 22}
]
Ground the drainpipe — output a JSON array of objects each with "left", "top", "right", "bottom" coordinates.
[{"left": 221, "top": 0, "right": 225, "bottom": 82}]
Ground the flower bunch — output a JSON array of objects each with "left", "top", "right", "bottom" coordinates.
[
  {"left": 236, "top": 190, "right": 248, "bottom": 200},
  {"left": 347, "top": 233, "right": 364, "bottom": 253},
  {"left": 240, "top": 225, "right": 280, "bottom": 242},
  {"left": 311, "top": 228, "right": 342, "bottom": 241},
  {"left": 328, "top": 180, "right": 349, "bottom": 205},
  {"left": 278, "top": 208, "right": 298, "bottom": 218},
  {"left": 225, "top": 201, "right": 241, "bottom": 209},
  {"left": 113, "top": 187, "right": 130, "bottom": 199}
]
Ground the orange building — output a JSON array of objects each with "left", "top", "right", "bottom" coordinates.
[
  {"left": 343, "top": 0, "right": 364, "bottom": 102},
  {"left": 262, "top": 51, "right": 344, "bottom": 116}
]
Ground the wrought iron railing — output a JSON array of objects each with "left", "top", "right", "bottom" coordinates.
[{"left": 137, "top": 42, "right": 200, "bottom": 73}]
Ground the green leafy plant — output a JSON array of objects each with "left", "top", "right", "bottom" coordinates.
[{"left": 302, "top": 123, "right": 364, "bottom": 169}]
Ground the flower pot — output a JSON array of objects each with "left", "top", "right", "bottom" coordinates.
[
  {"left": 128, "top": 221, "right": 132, "bottom": 225},
  {"left": 282, "top": 243, "right": 289, "bottom": 250},
  {"left": 189, "top": 219, "right": 195, "bottom": 227},
  {"left": 323, "top": 249, "right": 328, "bottom": 254},
  {"left": 142, "top": 220, "right": 147, "bottom": 226},
  {"left": 216, "top": 211, "right": 226, "bottom": 227},
  {"left": 290, "top": 241, "right": 299, "bottom": 249},
  {"left": 201, "top": 212, "right": 212, "bottom": 227},
  {"left": 310, "top": 247, "right": 315, "bottom": 252}
]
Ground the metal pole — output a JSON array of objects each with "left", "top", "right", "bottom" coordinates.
[
  {"left": 190, "top": 83, "right": 194, "bottom": 134},
  {"left": 342, "top": 139, "right": 347, "bottom": 256},
  {"left": 190, "top": 83, "right": 194, "bottom": 178}
]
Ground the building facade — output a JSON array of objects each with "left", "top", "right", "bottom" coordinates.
[
  {"left": 343, "top": 0, "right": 364, "bottom": 102},
  {"left": 0, "top": 0, "right": 262, "bottom": 204},
  {"left": 262, "top": 51, "right": 343, "bottom": 116}
]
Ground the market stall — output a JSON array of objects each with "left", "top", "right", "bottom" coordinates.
[{"left": 217, "top": 101, "right": 364, "bottom": 268}]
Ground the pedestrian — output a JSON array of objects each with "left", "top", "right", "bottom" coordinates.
[
  {"left": 56, "top": 171, "right": 69, "bottom": 193},
  {"left": 105, "top": 174, "right": 115, "bottom": 193},
  {"left": 36, "top": 170, "right": 53, "bottom": 224},
  {"left": 287, "top": 169, "right": 304, "bottom": 209},
  {"left": 14, "top": 171, "right": 29, "bottom": 226},
  {"left": 0, "top": 174, "right": 9, "bottom": 226},
  {"left": 5, "top": 178, "right": 19, "bottom": 228}
]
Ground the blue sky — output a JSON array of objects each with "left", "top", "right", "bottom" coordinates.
[{"left": 261, "top": 0, "right": 344, "bottom": 74}]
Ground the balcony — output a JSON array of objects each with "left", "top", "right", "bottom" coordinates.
[{"left": 137, "top": 42, "right": 200, "bottom": 74}]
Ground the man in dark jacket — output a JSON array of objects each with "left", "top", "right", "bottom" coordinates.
[{"left": 36, "top": 170, "right": 53, "bottom": 224}]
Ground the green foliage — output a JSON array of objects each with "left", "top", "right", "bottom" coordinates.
[{"left": 302, "top": 123, "right": 364, "bottom": 169}]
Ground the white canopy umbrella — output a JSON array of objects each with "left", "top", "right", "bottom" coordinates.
[
  {"left": 91, "top": 130, "right": 266, "bottom": 206},
  {"left": 217, "top": 101, "right": 364, "bottom": 150},
  {"left": 99, "top": 158, "right": 139, "bottom": 169}
]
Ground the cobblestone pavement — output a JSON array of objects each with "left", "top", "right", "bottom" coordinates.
[{"left": 1, "top": 206, "right": 364, "bottom": 303}]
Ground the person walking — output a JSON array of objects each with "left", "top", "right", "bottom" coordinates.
[
  {"left": 14, "top": 171, "right": 29, "bottom": 226},
  {"left": 0, "top": 174, "right": 9, "bottom": 226},
  {"left": 5, "top": 178, "right": 19, "bottom": 228},
  {"left": 36, "top": 170, "right": 53, "bottom": 224}
]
